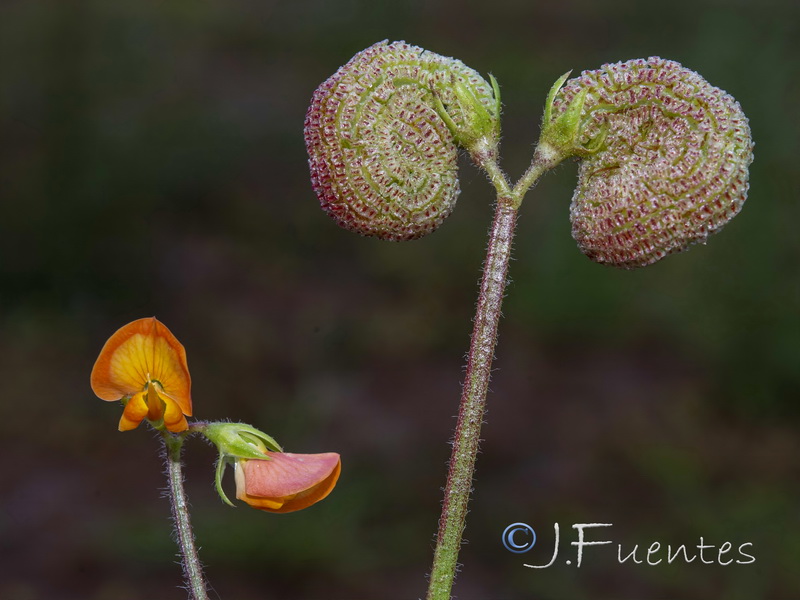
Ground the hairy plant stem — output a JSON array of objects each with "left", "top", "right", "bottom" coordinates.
[
  {"left": 162, "top": 431, "right": 210, "bottom": 600},
  {"left": 425, "top": 145, "right": 562, "bottom": 600}
]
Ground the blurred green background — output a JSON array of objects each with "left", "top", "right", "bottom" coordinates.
[{"left": 1, "top": 0, "right": 798, "bottom": 599}]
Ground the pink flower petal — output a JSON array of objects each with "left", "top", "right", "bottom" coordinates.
[{"left": 243, "top": 452, "right": 340, "bottom": 497}]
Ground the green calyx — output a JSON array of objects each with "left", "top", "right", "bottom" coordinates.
[
  {"left": 538, "top": 71, "right": 605, "bottom": 162},
  {"left": 203, "top": 422, "right": 283, "bottom": 507},
  {"left": 433, "top": 72, "right": 501, "bottom": 158},
  {"left": 204, "top": 422, "right": 282, "bottom": 458}
]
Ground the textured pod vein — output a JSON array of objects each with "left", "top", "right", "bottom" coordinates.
[
  {"left": 304, "top": 40, "right": 497, "bottom": 241},
  {"left": 554, "top": 57, "right": 754, "bottom": 268}
]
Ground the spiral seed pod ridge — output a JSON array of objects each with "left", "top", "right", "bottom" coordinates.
[
  {"left": 305, "top": 40, "right": 498, "bottom": 241},
  {"left": 552, "top": 57, "right": 754, "bottom": 268}
]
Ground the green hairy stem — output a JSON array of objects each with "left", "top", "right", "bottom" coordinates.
[
  {"left": 426, "top": 148, "right": 563, "bottom": 600},
  {"left": 163, "top": 432, "right": 210, "bottom": 600}
]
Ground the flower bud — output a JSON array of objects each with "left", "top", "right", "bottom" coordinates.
[
  {"left": 304, "top": 40, "right": 500, "bottom": 241},
  {"left": 551, "top": 57, "right": 754, "bottom": 268}
]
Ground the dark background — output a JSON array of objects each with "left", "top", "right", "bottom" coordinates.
[{"left": 1, "top": 0, "right": 798, "bottom": 599}]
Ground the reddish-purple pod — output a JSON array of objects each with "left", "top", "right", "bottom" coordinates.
[
  {"left": 552, "top": 57, "right": 754, "bottom": 268},
  {"left": 304, "top": 41, "right": 498, "bottom": 241}
]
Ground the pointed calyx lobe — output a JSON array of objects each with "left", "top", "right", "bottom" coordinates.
[
  {"left": 304, "top": 40, "right": 499, "bottom": 241},
  {"left": 551, "top": 57, "right": 754, "bottom": 268}
]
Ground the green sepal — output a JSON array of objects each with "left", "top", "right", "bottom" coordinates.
[
  {"left": 203, "top": 422, "right": 283, "bottom": 460},
  {"left": 538, "top": 71, "right": 609, "bottom": 166},
  {"left": 538, "top": 70, "right": 595, "bottom": 161},
  {"left": 489, "top": 74, "right": 502, "bottom": 127},
  {"left": 542, "top": 71, "right": 571, "bottom": 128},
  {"left": 215, "top": 454, "right": 235, "bottom": 507},
  {"left": 432, "top": 70, "right": 501, "bottom": 155}
]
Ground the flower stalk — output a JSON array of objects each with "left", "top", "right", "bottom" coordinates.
[{"left": 162, "top": 431, "right": 210, "bottom": 600}]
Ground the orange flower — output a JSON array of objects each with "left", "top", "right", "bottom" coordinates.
[
  {"left": 91, "top": 317, "right": 192, "bottom": 432},
  {"left": 234, "top": 451, "right": 341, "bottom": 513}
]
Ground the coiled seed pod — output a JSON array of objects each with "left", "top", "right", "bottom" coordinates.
[
  {"left": 552, "top": 57, "right": 754, "bottom": 268},
  {"left": 304, "top": 40, "right": 499, "bottom": 241}
]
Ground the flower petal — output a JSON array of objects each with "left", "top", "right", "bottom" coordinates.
[
  {"left": 146, "top": 383, "right": 163, "bottom": 422},
  {"left": 235, "top": 452, "right": 341, "bottom": 514},
  {"left": 161, "top": 390, "right": 189, "bottom": 432},
  {"left": 91, "top": 317, "right": 192, "bottom": 417},
  {"left": 236, "top": 495, "right": 286, "bottom": 511},
  {"left": 118, "top": 391, "right": 148, "bottom": 431}
]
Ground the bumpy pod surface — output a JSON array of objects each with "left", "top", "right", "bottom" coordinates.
[
  {"left": 553, "top": 57, "right": 753, "bottom": 268},
  {"left": 304, "top": 41, "right": 497, "bottom": 241}
]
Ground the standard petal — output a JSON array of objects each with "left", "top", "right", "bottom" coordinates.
[{"left": 91, "top": 317, "right": 192, "bottom": 416}]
